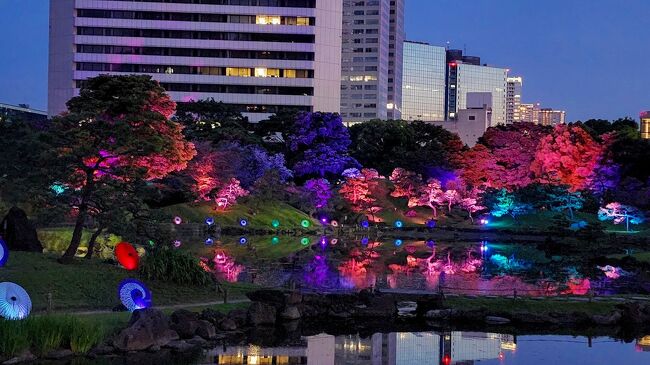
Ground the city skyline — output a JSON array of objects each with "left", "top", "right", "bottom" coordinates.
[{"left": 1, "top": 0, "right": 649, "bottom": 121}]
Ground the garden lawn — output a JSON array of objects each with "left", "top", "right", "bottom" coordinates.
[
  {"left": 444, "top": 296, "right": 616, "bottom": 317},
  {"left": 160, "top": 200, "right": 318, "bottom": 230},
  {"left": 38, "top": 227, "right": 122, "bottom": 255},
  {"left": 1, "top": 252, "right": 256, "bottom": 312}
]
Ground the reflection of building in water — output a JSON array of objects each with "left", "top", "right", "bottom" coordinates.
[
  {"left": 207, "top": 331, "right": 514, "bottom": 365},
  {"left": 638, "top": 336, "right": 650, "bottom": 352}
]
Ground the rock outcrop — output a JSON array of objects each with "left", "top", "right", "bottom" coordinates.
[{"left": 113, "top": 309, "right": 179, "bottom": 352}]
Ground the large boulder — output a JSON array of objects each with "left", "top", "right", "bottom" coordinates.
[
  {"left": 170, "top": 310, "right": 201, "bottom": 338},
  {"left": 195, "top": 320, "right": 217, "bottom": 340},
  {"left": 280, "top": 306, "right": 302, "bottom": 321},
  {"left": 113, "top": 309, "right": 179, "bottom": 352},
  {"left": 247, "top": 302, "right": 277, "bottom": 326},
  {"left": 1, "top": 207, "right": 42, "bottom": 252}
]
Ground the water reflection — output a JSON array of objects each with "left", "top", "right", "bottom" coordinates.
[{"left": 203, "top": 332, "right": 650, "bottom": 365}]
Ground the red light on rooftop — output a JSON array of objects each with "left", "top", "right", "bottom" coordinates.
[
  {"left": 442, "top": 355, "right": 452, "bottom": 365},
  {"left": 448, "top": 62, "right": 457, "bottom": 67}
]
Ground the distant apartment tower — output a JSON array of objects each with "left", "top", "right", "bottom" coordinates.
[
  {"left": 539, "top": 108, "right": 566, "bottom": 126},
  {"left": 401, "top": 41, "right": 446, "bottom": 122},
  {"left": 445, "top": 49, "right": 508, "bottom": 126},
  {"left": 640, "top": 111, "right": 650, "bottom": 139},
  {"left": 48, "top": 0, "right": 343, "bottom": 122},
  {"left": 341, "top": 0, "right": 404, "bottom": 123},
  {"left": 506, "top": 76, "right": 523, "bottom": 123},
  {"left": 519, "top": 103, "right": 541, "bottom": 124}
]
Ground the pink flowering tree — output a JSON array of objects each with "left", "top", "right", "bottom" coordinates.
[
  {"left": 215, "top": 178, "right": 248, "bottom": 210},
  {"left": 410, "top": 178, "right": 445, "bottom": 218},
  {"left": 459, "top": 197, "right": 485, "bottom": 223},
  {"left": 443, "top": 189, "right": 460, "bottom": 212},
  {"left": 598, "top": 202, "right": 646, "bottom": 232},
  {"left": 339, "top": 168, "right": 381, "bottom": 219}
]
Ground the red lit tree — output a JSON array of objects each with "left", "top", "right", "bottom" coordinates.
[
  {"left": 457, "top": 144, "right": 502, "bottom": 189},
  {"left": 339, "top": 169, "right": 380, "bottom": 216},
  {"left": 44, "top": 75, "right": 196, "bottom": 262},
  {"left": 531, "top": 124, "right": 603, "bottom": 191},
  {"left": 389, "top": 168, "right": 423, "bottom": 200}
]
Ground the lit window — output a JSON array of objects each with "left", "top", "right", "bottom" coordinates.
[
  {"left": 226, "top": 67, "right": 251, "bottom": 77},
  {"left": 256, "top": 15, "right": 281, "bottom": 25},
  {"left": 284, "top": 69, "right": 296, "bottom": 78},
  {"left": 255, "top": 67, "right": 280, "bottom": 77},
  {"left": 296, "top": 17, "right": 309, "bottom": 26}
]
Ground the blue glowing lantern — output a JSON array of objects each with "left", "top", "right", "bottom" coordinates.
[
  {"left": 118, "top": 279, "right": 152, "bottom": 312},
  {"left": 0, "top": 239, "right": 8, "bottom": 267},
  {"left": 426, "top": 220, "right": 437, "bottom": 229},
  {"left": 394, "top": 239, "right": 403, "bottom": 247},
  {"left": 239, "top": 237, "right": 248, "bottom": 245},
  {"left": 361, "top": 237, "right": 369, "bottom": 246},
  {"left": 205, "top": 238, "right": 214, "bottom": 246},
  {"left": 0, "top": 282, "right": 32, "bottom": 320},
  {"left": 205, "top": 217, "right": 215, "bottom": 226},
  {"left": 239, "top": 218, "right": 248, "bottom": 227},
  {"left": 480, "top": 241, "right": 489, "bottom": 252},
  {"left": 360, "top": 220, "right": 370, "bottom": 229},
  {"left": 271, "top": 236, "right": 280, "bottom": 245},
  {"left": 426, "top": 240, "right": 436, "bottom": 248},
  {"left": 394, "top": 220, "right": 404, "bottom": 228}
]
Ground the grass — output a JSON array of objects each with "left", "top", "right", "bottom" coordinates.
[
  {"left": 444, "top": 296, "right": 616, "bottom": 317},
  {"left": 3, "top": 252, "right": 255, "bottom": 312},
  {"left": 160, "top": 200, "right": 318, "bottom": 230},
  {"left": 38, "top": 227, "right": 123, "bottom": 258},
  {"left": 609, "top": 251, "right": 650, "bottom": 263}
]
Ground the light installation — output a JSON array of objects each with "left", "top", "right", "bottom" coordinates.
[
  {"left": 173, "top": 216, "right": 182, "bottom": 225},
  {"left": 301, "top": 220, "right": 311, "bottom": 228},
  {"left": 331, "top": 220, "right": 339, "bottom": 227},
  {"left": 426, "top": 240, "right": 436, "bottom": 248},
  {"left": 361, "top": 237, "right": 369, "bottom": 246},
  {"left": 205, "top": 238, "right": 214, "bottom": 245},
  {"left": 173, "top": 240, "right": 182, "bottom": 248},
  {"left": 426, "top": 220, "right": 436, "bottom": 229},
  {"left": 271, "top": 219, "right": 280, "bottom": 228},
  {"left": 271, "top": 236, "right": 280, "bottom": 245},
  {"left": 118, "top": 279, "right": 152, "bottom": 312},
  {"left": 394, "top": 220, "right": 404, "bottom": 228},
  {"left": 360, "top": 220, "right": 370, "bottom": 228},
  {"left": 0, "top": 239, "right": 8, "bottom": 267},
  {"left": 394, "top": 239, "right": 403, "bottom": 246},
  {"left": 0, "top": 282, "right": 32, "bottom": 320},
  {"left": 239, "top": 219, "right": 248, "bottom": 227},
  {"left": 239, "top": 237, "right": 248, "bottom": 245},
  {"left": 205, "top": 217, "right": 215, "bottom": 226},
  {"left": 301, "top": 237, "right": 311, "bottom": 246},
  {"left": 114, "top": 242, "right": 139, "bottom": 271}
]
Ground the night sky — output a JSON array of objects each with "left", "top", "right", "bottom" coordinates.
[{"left": 1, "top": 0, "right": 648, "bottom": 121}]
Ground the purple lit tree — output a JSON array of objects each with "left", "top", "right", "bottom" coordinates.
[
  {"left": 303, "top": 178, "right": 332, "bottom": 210},
  {"left": 288, "top": 112, "right": 359, "bottom": 178}
]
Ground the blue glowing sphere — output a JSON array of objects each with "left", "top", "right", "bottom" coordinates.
[
  {"left": 205, "top": 217, "right": 215, "bottom": 226},
  {"left": 360, "top": 220, "right": 369, "bottom": 228},
  {"left": 118, "top": 279, "right": 152, "bottom": 312},
  {"left": 239, "top": 237, "right": 248, "bottom": 245},
  {"left": 394, "top": 220, "right": 404, "bottom": 228},
  {"left": 0, "top": 282, "right": 32, "bottom": 320},
  {"left": 239, "top": 219, "right": 248, "bottom": 227},
  {"left": 205, "top": 238, "right": 214, "bottom": 245},
  {"left": 426, "top": 240, "right": 436, "bottom": 248},
  {"left": 426, "top": 220, "right": 437, "bottom": 229},
  {"left": 0, "top": 239, "right": 8, "bottom": 267},
  {"left": 361, "top": 237, "right": 369, "bottom": 246},
  {"left": 394, "top": 239, "right": 403, "bottom": 246}
]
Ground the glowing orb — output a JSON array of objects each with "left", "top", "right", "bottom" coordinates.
[
  {"left": 426, "top": 220, "right": 437, "bottom": 228},
  {"left": 320, "top": 217, "right": 328, "bottom": 224},
  {"left": 271, "top": 236, "right": 280, "bottom": 245},
  {"left": 480, "top": 219, "right": 490, "bottom": 225},
  {"left": 301, "top": 237, "right": 311, "bottom": 246},
  {"left": 331, "top": 238, "right": 339, "bottom": 245},
  {"left": 239, "top": 219, "right": 248, "bottom": 227},
  {"left": 360, "top": 220, "right": 369, "bottom": 228},
  {"left": 114, "top": 242, "right": 139, "bottom": 271},
  {"left": 0, "top": 282, "right": 32, "bottom": 320},
  {"left": 394, "top": 239, "right": 403, "bottom": 246},
  {"left": 173, "top": 216, "right": 182, "bottom": 225},
  {"left": 147, "top": 240, "right": 155, "bottom": 248},
  {"left": 394, "top": 220, "right": 404, "bottom": 228},
  {"left": 118, "top": 279, "right": 152, "bottom": 312},
  {"left": 205, "top": 238, "right": 214, "bottom": 246},
  {"left": 480, "top": 242, "right": 489, "bottom": 252},
  {"left": 205, "top": 217, "right": 215, "bottom": 226},
  {"left": 301, "top": 220, "right": 311, "bottom": 228},
  {"left": 239, "top": 237, "right": 248, "bottom": 245},
  {"left": 426, "top": 240, "right": 436, "bottom": 248},
  {"left": 173, "top": 240, "right": 182, "bottom": 248},
  {"left": 331, "top": 220, "right": 339, "bottom": 227},
  {"left": 320, "top": 237, "right": 328, "bottom": 246},
  {"left": 0, "top": 239, "right": 8, "bottom": 267},
  {"left": 271, "top": 219, "right": 280, "bottom": 228},
  {"left": 361, "top": 237, "right": 369, "bottom": 246}
]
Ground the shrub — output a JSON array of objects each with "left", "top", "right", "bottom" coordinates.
[
  {"left": 139, "top": 247, "right": 212, "bottom": 286},
  {"left": 70, "top": 320, "right": 104, "bottom": 354}
]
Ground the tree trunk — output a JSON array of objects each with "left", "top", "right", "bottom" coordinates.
[
  {"left": 468, "top": 210, "right": 474, "bottom": 223},
  {"left": 85, "top": 224, "right": 105, "bottom": 260},
  {"left": 430, "top": 205, "right": 438, "bottom": 218},
  {"left": 60, "top": 172, "right": 94, "bottom": 264}
]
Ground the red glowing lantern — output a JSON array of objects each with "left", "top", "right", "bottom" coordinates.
[{"left": 115, "top": 242, "right": 139, "bottom": 271}]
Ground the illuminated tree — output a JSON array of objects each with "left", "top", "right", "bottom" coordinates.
[
  {"left": 598, "top": 202, "right": 645, "bottom": 232},
  {"left": 457, "top": 144, "right": 502, "bottom": 189},
  {"left": 459, "top": 197, "right": 485, "bottom": 223},
  {"left": 488, "top": 188, "right": 532, "bottom": 219},
  {"left": 443, "top": 189, "right": 460, "bottom": 213},
  {"left": 46, "top": 75, "right": 196, "bottom": 262},
  {"left": 389, "top": 168, "right": 422, "bottom": 200},
  {"left": 303, "top": 178, "right": 332, "bottom": 210},
  {"left": 531, "top": 124, "right": 603, "bottom": 191},
  {"left": 215, "top": 178, "right": 248, "bottom": 210},
  {"left": 288, "top": 112, "right": 359, "bottom": 178},
  {"left": 339, "top": 169, "right": 380, "bottom": 214},
  {"left": 547, "top": 188, "right": 584, "bottom": 220},
  {"left": 410, "top": 178, "right": 445, "bottom": 218}
]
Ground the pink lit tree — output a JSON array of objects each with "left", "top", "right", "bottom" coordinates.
[
  {"left": 410, "top": 178, "right": 445, "bottom": 218},
  {"left": 443, "top": 189, "right": 460, "bottom": 213},
  {"left": 598, "top": 202, "right": 645, "bottom": 232},
  {"left": 215, "top": 178, "right": 248, "bottom": 210},
  {"left": 389, "top": 168, "right": 422, "bottom": 200},
  {"left": 339, "top": 168, "right": 380, "bottom": 217},
  {"left": 459, "top": 197, "right": 485, "bottom": 223}
]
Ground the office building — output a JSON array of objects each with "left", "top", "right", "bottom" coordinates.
[
  {"left": 48, "top": 0, "right": 343, "bottom": 122},
  {"left": 446, "top": 49, "right": 508, "bottom": 126},
  {"left": 506, "top": 76, "right": 522, "bottom": 124},
  {"left": 341, "top": 0, "right": 404, "bottom": 123},
  {"left": 401, "top": 41, "right": 446, "bottom": 122},
  {"left": 539, "top": 108, "right": 566, "bottom": 126},
  {"left": 519, "top": 103, "right": 541, "bottom": 124},
  {"left": 641, "top": 111, "right": 650, "bottom": 139},
  {"left": 0, "top": 103, "right": 47, "bottom": 124}
]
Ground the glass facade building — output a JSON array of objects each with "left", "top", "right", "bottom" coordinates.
[
  {"left": 447, "top": 63, "right": 508, "bottom": 126},
  {"left": 506, "top": 76, "right": 523, "bottom": 124},
  {"left": 401, "top": 41, "right": 446, "bottom": 122},
  {"left": 640, "top": 111, "right": 650, "bottom": 139}
]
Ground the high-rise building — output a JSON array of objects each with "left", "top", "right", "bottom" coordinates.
[
  {"left": 506, "top": 76, "right": 523, "bottom": 124},
  {"left": 0, "top": 103, "right": 47, "bottom": 124},
  {"left": 519, "top": 102, "right": 541, "bottom": 124},
  {"left": 48, "top": 0, "right": 343, "bottom": 122},
  {"left": 401, "top": 41, "right": 446, "bottom": 122},
  {"left": 340, "top": 0, "right": 404, "bottom": 124},
  {"left": 445, "top": 50, "right": 508, "bottom": 126},
  {"left": 640, "top": 111, "right": 650, "bottom": 139},
  {"left": 539, "top": 108, "right": 566, "bottom": 126}
]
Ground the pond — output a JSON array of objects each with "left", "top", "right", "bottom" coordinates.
[
  {"left": 201, "top": 331, "right": 650, "bottom": 365},
  {"left": 193, "top": 236, "right": 650, "bottom": 296}
]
